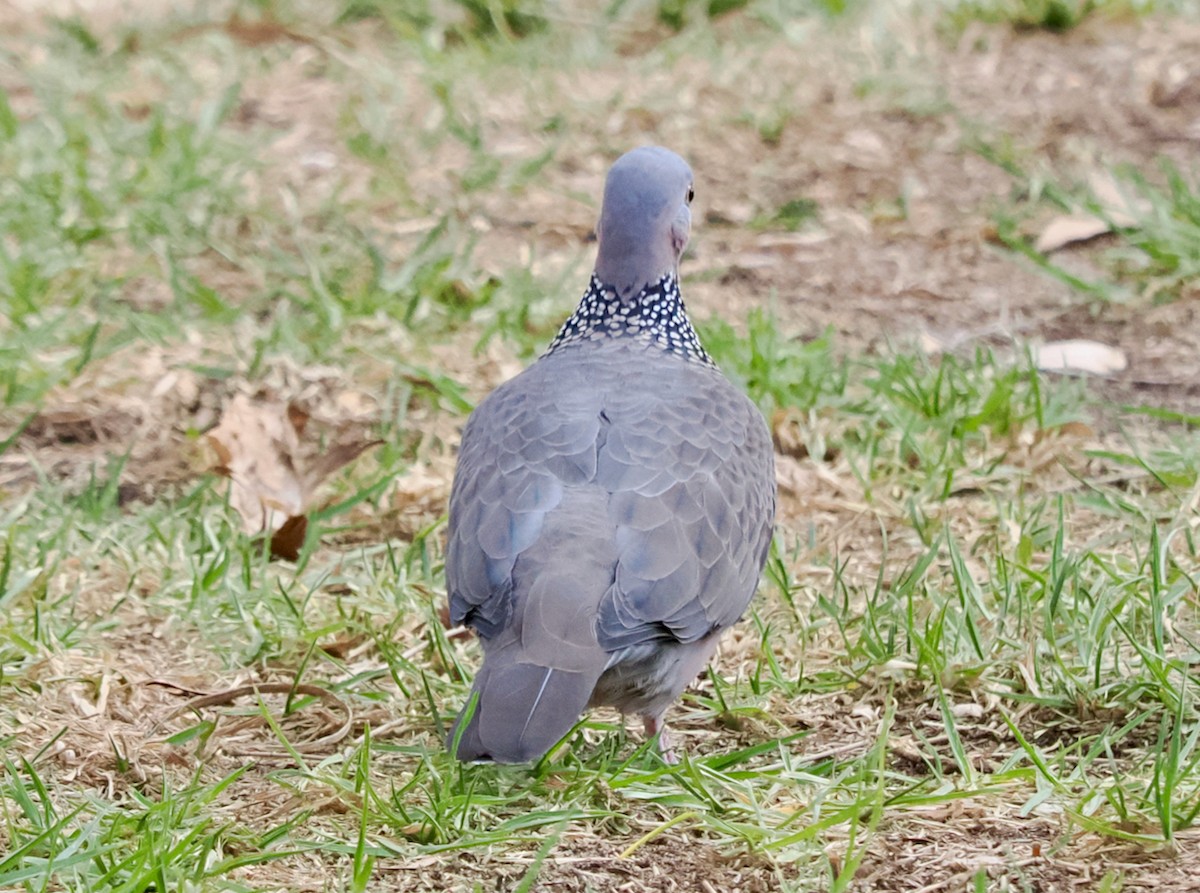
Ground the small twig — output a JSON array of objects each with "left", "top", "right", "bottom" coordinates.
[{"left": 149, "top": 680, "right": 352, "bottom": 755}]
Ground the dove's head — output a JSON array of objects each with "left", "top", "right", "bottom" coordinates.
[{"left": 594, "top": 146, "right": 694, "bottom": 301}]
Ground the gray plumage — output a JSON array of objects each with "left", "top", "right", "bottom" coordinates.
[{"left": 446, "top": 146, "right": 776, "bottom": 763}]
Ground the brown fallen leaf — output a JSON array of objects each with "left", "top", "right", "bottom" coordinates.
[
  {"left": 1088, "top": 170, "right": 1147, "bottom": 227},
  {"left": 269, "top": 515, "right": 308, "bottom": 562},
  {"left": 1035, "top": 171, "right": 1150, "bottom": 254},
  {"left": 206, "top": 393, "right": 380, "bottom": 559},
  {"left": 1034, "top": 339, "right": 1128, "bottom": 376},
  {"left": 170, "top": 13, "right": 316, "bottom": 49},
  {"left": 771, "top": 407, "right": 808, "bottom": 459},
  {"left": 207, "top": 393, "right": 304, "bottom": 533},
  {"left": 1034, "top": 213, "right": 1113, "bottom": 254},
  {"left": 303, "top": 440, "right": 381, "bottom": 497}
]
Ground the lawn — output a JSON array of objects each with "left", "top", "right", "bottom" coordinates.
[{"left": 1, "top": 0, "right": 1199, "bottom": 890}]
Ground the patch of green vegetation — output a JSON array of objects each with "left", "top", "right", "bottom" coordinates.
[
  {"left": 945, "top": 0, "right": 1200, "bottom": 37},
  {"left": 338, "top": 0, "right": 547, "bottom": 41},
  {"left": 1104, "top": 161, "right": 1200, "bottom": 303},
  {"left": 707, "top": 309, "right": 1090, "bottom": 499},
  {"left": 752, "top": 197, "right": 821, "bottom": 231},
  {"left": 623, "top": 0, "right": 863, "bottom": 32},
  {"left": 941, "top": 0, "right": 1190, "bottom": 33},
  {"left": 654, "top": 0, "right": 752, "bottom": 30},
  {"left": 945, "top": 0, "right": 1097, "bottom": 32},
  {"left": 702, "top": 311, "right": 842, "bottom": 413},
  {"left": 0, "top": 56, "right": 252, "bottom": 404},
  {"left": 977, "top": 138, "right": 1200, "bottom": 304}
]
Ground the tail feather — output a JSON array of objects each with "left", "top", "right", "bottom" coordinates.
[{"left": 448, "top": 656, "right": 604, "bottom": 763}]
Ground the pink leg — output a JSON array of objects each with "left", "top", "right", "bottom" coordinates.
[{"left": 643, "top": 714, "right": 679, "bottom": 764}]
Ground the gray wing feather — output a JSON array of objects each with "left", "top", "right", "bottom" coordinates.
[
  {"left": 447, "top": 364, "right": 597, "bottom": 633},
  {"left": 594, "top": 357, "right": 775, "bottom": 650}
]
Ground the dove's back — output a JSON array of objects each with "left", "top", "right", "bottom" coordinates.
[{"left": 446, "top": 335, "right": 774, "bottom": 763}]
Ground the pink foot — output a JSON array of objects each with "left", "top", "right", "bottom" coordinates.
[{"left": 643, "top": 714, "right": 679, "bottom": 764}]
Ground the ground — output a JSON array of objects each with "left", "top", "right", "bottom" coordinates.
[{"left": 1, "top": 1, "right": 1199, "bottom": 891}]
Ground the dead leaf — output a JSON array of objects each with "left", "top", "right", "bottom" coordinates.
[
  {"left": 390, "top": 465, "right": 449, "bottom": 511},
  {"left": 1035, "top": 340, "right": 1128, "bottom": 376},
  {"left": 303, "top": 440, "right": 381, "bottom": 496},
  {"left": 951, "top": 702, "right": 984, "bottom": 719},
  {"left": 1057, "top": 420, "right": 1095, "bottom": 439},
  {"left": 205, "top": 393, "right": 380, "bottom": 558},
  {"left": 287, "top": 403, "right": 310, "bottom": 436},
  {"left": 1034, "top": 213, "right": 1113, "bottom": 253},
  {"left": 270, "top": 515, "right": 308, "bottom": 562},
  {"left": 771, "top": 408, "right": 808, "bottom": 459},
  {"left": 206, "top": 393, "right": 305, "bottom": 533},
  {"left": 1087, "top": 170, "right": 1148, "bottom": 227},
  {"left": 223, "top": 13, "right": 304, "bottom": 47},
  {"left": 917, "top": 329, "right": 950, "bottom": 356},
  {"left": 1036, "top": 172, "right": 1152, "bottom": 254},
  {"left": 774, "top": 454, "right": 817, "bottom": 499}
]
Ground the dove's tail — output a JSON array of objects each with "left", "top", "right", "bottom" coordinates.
[{"left": 448, "top": 652, "right": 604, "bottom": 764}]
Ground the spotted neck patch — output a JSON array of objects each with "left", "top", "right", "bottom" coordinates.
[{"left": 544, "top": 273, "right": 715, "bottom": 366}]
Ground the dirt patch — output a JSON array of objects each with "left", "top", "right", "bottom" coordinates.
[
  {"left": 462, "top": 838, "right": 791, "bottom": 893},
  {"left": 682, "top": 16, "right": 1200, "bottom": 417}
]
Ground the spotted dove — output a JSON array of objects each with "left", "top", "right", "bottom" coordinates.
[{"left": 446, "top": 146, "right": 776, "bottom": 763}]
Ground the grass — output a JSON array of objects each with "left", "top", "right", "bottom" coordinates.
[
  {"left": 978, "top": 139, "right": 1200, "bottom": 305},
  {"left": 2, "top": 0, "right": 1200, "bottom": 890},
  {"left": 941, "top": 0, "right": 1197, "bottom": 33}
]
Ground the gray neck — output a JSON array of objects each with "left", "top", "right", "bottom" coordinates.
[
  {"left": 594, "top": 248, "right": 676, "bottom": 302},
  {"left": 594, "top": 200, "right": 679, "bottom": 301}
]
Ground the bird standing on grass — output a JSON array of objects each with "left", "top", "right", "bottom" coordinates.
[{"left": 445, "top": 146, "right": 776, "bottom": 763}]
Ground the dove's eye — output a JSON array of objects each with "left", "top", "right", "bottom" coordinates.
[{"left": 686, "top": 187, "right": 695, "bottom": 204}]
